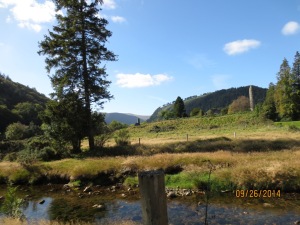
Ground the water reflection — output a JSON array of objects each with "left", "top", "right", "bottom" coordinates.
[{"left": 0, "top": 186, "right": 299, "bottom": 224}]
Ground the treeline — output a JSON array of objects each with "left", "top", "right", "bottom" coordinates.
[
  {"left": 148, "top": 86, "right": 267, "bottom": 121},
  {"left": 150, "top": 51, "right": 300, "bottom": 122},
  {"left": 0, "top": 73, "right": 48, "bottom": 134},
  {"left": 262, "top": 51, "right": 300, "bottom": 121}
]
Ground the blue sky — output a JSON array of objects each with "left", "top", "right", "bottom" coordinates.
[{"left": 1, "top": 0, "right": 300, "bottom": 115}]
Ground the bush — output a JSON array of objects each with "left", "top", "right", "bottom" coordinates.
[
  {"left": 17, "top": 146, "right": 59, "bottom": 164},
  {"left": 0, "top": 141, "right": 25, "bottom": 154},
  {"left": 190, "top": 108, "right": 200, "bottom": 117},
  {"left": 228, "top": 96, "right": 250, "bottom": 114},
  {"left": 114, "top": 129, "right": 131, "bottom": 146},
  {"left": 95, "top": 133, "right": 111, "bottom": 148},
  {"left": 5, "top": 123, "right": 28, "bottom": 140},
  {"left": 108, "top": 120, "right": 128, "bottom": 132},
  {"left": 25, "top": 136, "right": 51, "bottom": 150},
  {"left": 0, "top": 185, "right": 25, "bottom": 219},
  {"left": 2, "top": 152, "right": 18, "bottom": 162}
]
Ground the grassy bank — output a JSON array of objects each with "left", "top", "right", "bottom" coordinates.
[{"left": 0, "top": 149, "right": 299, "bottom": 192}]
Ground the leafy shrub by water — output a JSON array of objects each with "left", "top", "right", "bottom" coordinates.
[{"left": 0, "top": 185, "right": 25, "bottom": 219}]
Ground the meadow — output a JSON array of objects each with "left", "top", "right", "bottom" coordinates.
[{"left": 0, "top": 112, "right": 299, "bottom": 192}]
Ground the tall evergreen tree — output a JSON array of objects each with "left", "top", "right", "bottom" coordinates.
[
  {"left": 274, "top": 58, "right": 295, "bottom": 120},
  {"left": 174, "top": 96, "right": 187, "bottom": 118},
  {"left": 262, "top": 83, "right": 278, "bottom": 121},
  {"left": 38, "top": 0, "right": 116, "bottom": 150},
  {"left": 291, "top": 51, "right": 300, "bottom": 119}
]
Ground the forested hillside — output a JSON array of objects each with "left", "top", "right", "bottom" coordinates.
[
  {"left": 0, "top": 73, "right": 49, "bottom": 133},
  {"left": 148, "top": 85, "right": 267, "bottom": 121},
  {"left": 105, "top": 112, "right": 146, "bottom": 124}
]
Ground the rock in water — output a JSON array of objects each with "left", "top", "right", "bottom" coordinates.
[
  {"left": 83, "top": 186, "right": 92, "bottom": 193},
  {"left": 167, "top": 191, "right": 177, "bottom": 198}
]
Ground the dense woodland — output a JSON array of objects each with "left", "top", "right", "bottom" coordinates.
[{"left": 0, "top": 73, "right": 48, "bottom": 135}]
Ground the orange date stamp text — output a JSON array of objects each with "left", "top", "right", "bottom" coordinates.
[{"left": 235, "top": 189, "right": 280, "bottom": 198}]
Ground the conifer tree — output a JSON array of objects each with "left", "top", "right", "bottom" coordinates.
[
  {"left": 38, "top": 0, "right": 116, "bottom": 150},
  {"left": 291, "top": 51, "right": 300, "bottom": 119},
  {"left": 174, "top": 96, "right": 187, "bottom": 118},
  {"left": 274, "top": 58, "right": 294, "bottom": 120},
  {"left": 262, "top": 83, "right": 278, "bottom": 120}
]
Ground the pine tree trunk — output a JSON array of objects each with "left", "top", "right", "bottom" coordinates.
[{"left": 80, "top": 4, "right": 94, "bottom": 150}]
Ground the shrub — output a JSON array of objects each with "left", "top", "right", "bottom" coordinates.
[
  {"left": 0, "top": 185, "right": 25, "bottom": 219},
  {"left": 190, "top": 108, "right": 200, "bottom": 117},
  {"left": 114, "top": 129, "right": 131, "bottom": 146},
  {"left": 228, "top": 96, "right": 250, "bottom": 114},
  {"left": 25, "top": 136, "right": 52, "bottom": 150},
  {"left": 2, "top": 152, "right": 18, "bottom": 162},
  {"left": 17, "top": 146, "right": 59, "bottom": 164},
  {"left": 95, "top": 133, "right": 111, "bottom": 147},
  {"left": 0, "top": 140, "right": 25, "bottom": 161},
  {"left": 5, "top": 123, "right": 28, "bottom": 140},
  {"left": 108, "top": 120, "right": 128, "bottom": 132}
]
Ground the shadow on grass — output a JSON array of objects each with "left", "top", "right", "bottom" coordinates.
[{"left": 77, "top": 137, "right": 300, "bottom": 158}]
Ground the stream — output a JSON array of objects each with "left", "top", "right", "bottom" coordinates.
[{"left": 0, "top": 185, "right": 299, "bottom": 225}]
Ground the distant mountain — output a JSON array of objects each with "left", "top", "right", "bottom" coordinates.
[
  {"left": 125, "top": 113, "right": 150, "bottom": 121},
  {"left": 105, "top": 112, "right": 150, "bottom": 125},
  {"left": 148, "top": 85, "right": 267, "bottom": 122},
  {"left": 0, "top": 73, "right": 49, "bottom": 132}
]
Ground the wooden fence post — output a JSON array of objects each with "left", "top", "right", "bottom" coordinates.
[
  {"left": 186, "top": 134, "right": 189, "bottom": 141},
  {"left": 139, "top": 138, "right": 141, "bottom": 145},
  {"left": 138, "top": 170, "right": 168, "bottom": 225}
]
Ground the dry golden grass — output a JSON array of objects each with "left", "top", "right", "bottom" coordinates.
[
  {"left": 1, "top": 121, "right": 300, "bottom": 190},
  {"left": 87, "top": 125, "right": 300, "bottom": 147},
  {"left": 0, "top": 149, "right": 299, "bottom": 186}
]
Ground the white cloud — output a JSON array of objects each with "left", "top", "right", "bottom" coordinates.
[
  {"left": 282, "top": 21, "right": 300, "bottom": 35},
  {"left": 223, "top": 39, "right": 261, "bottom": 56},
  {"left": 18, "top": 21, "right": 42, "bottom": 32},
  {"left": 0, "top": 0, "right": 56, "bottom": 32},
  {"left": 116, "top": 73, "right": 173, "bottom": 88},
  {"left": 102, "top": 0, "right": 116, "bottom": 9},
  {"left": 111, "top": 16, "right": 126, "bottom": 23},
  {"left": 211, "top": 74, "right": 231, "bottom": 89}
]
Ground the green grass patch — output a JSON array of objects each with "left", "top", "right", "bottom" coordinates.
[
  {"left": 8, "top": 169, "right": 31, "bottom": 184},
  {"left": 123, "top": 176, "right": 138, "bottom": 187},
  {"left": 274, "top": 121, "right": 300, "bottom": 131},
  {"left": 165, "top": 172, "right": 234, "bottom": 191},
  {"left": 68, "top": 180, "right": 82, "bottom": 187}
]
